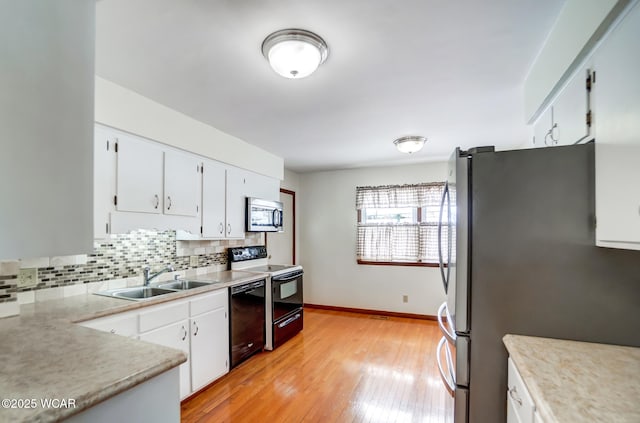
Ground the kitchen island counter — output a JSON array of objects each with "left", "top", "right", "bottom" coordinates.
[{"left": 503, "top": 334, "right": 640, "bottom": 423}]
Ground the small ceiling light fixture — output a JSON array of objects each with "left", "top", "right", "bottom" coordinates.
[
  {"left": 393, "top": 135, "right": 427, "bottom": 154},
  {"left": 261, "top": 29, "right": 328, "bottom": 79}
]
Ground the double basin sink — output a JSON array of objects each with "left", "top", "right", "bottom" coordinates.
[{"left": 96, "top": 280, "right": 217, "bottom": 302}]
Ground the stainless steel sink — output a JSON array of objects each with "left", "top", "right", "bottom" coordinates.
[
  {"left": 94, "top": 286, "right": 175, "bottom": 301},
  {"left": 157, "top": 280, "right": 212, "bottom": 290}
]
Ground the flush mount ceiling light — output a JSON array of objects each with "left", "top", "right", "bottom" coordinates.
[
  {"left": 261, "top": 29, "right": 328, "bottom": 79},
  {"left": 394, "top": 136, "right": 427, "bottom": 154}
]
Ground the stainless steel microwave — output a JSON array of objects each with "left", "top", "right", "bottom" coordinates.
[{"left": 246, "top": 197, "right": 283, "bottom": 232}]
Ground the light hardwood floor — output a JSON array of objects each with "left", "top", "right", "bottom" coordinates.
[{"left": 181, "top": 308, "right": 453, "bottom": 422}]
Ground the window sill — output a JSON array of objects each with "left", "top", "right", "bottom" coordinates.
[{"left": 356, "top": 259, "right": 444, "bottom": 268}]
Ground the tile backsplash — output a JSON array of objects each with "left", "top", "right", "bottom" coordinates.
[{"left": 0, "top": 230, "right": 263, "bottom": 306}]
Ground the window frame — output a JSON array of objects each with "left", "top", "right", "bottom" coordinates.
[{"left": 356, "top": 205, "right": 447, "bottom": 268}]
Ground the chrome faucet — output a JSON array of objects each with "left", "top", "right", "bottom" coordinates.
[{"left": 143, "top": 265, "right": 175, "bottom": 286}]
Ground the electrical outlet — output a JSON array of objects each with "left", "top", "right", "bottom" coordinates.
[
  {"left": 189, "top": 256, "right": 198, "bottom": 267},
  {"left": 402, "top": 295, "right": 408, "bottom": 303},
  {"left": 18, "top": 268, "right": 38, "bottom": 288}
]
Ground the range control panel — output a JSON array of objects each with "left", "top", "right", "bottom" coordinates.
[{"left": 228, "top": 246, "right": 268, "bottom": 262}]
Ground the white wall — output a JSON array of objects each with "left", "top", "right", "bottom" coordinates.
[
  {"left": 95, "top": 77, "right": 284, "bottom": 180},
  {"left": 299, "top": 162, "right": 448, "bottom": 316}
]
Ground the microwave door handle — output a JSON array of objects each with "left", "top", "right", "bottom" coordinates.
[
  {"left": 272, "top": 209, "right": 282, "bottom": 228},
  {"left": 438, "top": 182, "right": 449, "bottom": 293}
]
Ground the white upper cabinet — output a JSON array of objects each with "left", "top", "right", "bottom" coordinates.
[
  {"left": 94, "top": 126, "right": 117, "bottom": 239},
  {"left": 552, "top": 66, "right": 593, "bottom": 145},
  {"left": 116, "top": 134, "right": 164, "bottom": 214},
  {"left": 0, "top": 2, "right": 95, "bottom": 259},
  {"left": 202, "top": 159, "right": 227, "bottom": 238},
  {"left": 164, "top": 151, "right": 200, "bottom": 217},
  {"left": 225, "top": 167, "right": 249, "bottom": 239},
  {"left": 530, "top": 65, "right": 593, "bottom": 148},
  {"left": 97, "top": 126, "right": 279, "bottom": 239},
  {"left": 532, "top": 106, "right": 553, "bottom": 148},
  {"left": 244, "top": 169, "right": 280, "bottom": 201},
  {"left": 592, "top": 2, "right": 640, "bottom": 250}
]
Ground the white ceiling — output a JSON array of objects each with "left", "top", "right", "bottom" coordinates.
[{"left": 96, "top": 0, "right": 565, "bottom": 173}]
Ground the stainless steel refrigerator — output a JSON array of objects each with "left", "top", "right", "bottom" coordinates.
[{"left": 435, "top": 142, "right": 640, "bottom": 422}]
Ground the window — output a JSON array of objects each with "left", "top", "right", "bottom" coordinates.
[{"left": 356, "top": 183, "right": 452, "bottom": 266}]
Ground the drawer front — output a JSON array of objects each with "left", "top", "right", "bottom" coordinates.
[
  {"left": 139, "top": 300, "right": 189, "bottom": 333},
  {"left": 80, "top": 312, "right": 138, "bottom": 338},
  {"left": 190, "top": 289, "right": 227, "bottom": 317},
  {"left": 507, "top": 357, "right": 536, "bottom": 423}
]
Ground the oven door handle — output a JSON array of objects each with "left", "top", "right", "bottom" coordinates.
[
  {"left": 436, "top": 336, "right": 456, "bottom": 397},
  {"left": 272, "top": 274, "right": 301, "bottom": 283},
  {"left": 277, "top": 312, "right": 301, "bottom": 328}
]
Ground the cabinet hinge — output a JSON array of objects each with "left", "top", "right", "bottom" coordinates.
[
  {"left": 586, "top": 73, "right": 592, "bottom": 92},
  {"left": 113, "top": 195, "right": 118, "bottom": 206},
  {"left": 586, "top": 110, "right": 592, "bottom": 127}
]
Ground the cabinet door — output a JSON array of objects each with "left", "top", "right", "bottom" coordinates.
[
  {"left": 79, "top": 311, "right": 138, "bottom": 339},
  {"left": 190, "top": 307, "right": 229, "bottom": 391},
  {"left": 0, "top": 1, "right": 94, "bottom": 259},
  {"left": 115, "top": 134, "right": 164, "bottom": 214},
  {"left": 94, "top": 126, "right": 116, "bottom": 239},
  {"left": 593, "top": 2, "right": 640, "bottom": 249},
  {"left": 202, "top": 159, "right": 227, "bottom": 238},
  {"left": 244, "top": 170, "right": 280, "bottom": 201},
  {"left": 225, "top": 167, "right": 247, "bottom": 238},
  {"left": 164, "top": 150, "right": 200, "bottom": 217},
  {"left": 139, "top": 320, "right": 191, "bottom": 400},
  {"left": 553, "top": 66, "right": 592, "bottom": 145},
  {"left": 532, "top": 106, "right": 552, "bottom": 148}
]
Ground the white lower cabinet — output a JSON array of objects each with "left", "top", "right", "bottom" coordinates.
[
  {"left": 189, "top": 290, "right": 229, "bottom": 392},
  {"left": 138, "top": 300, "right": 191, "bottom": 399},
  {"left": 78, "top": 310, "right": 138, "bottom": 339},
  {"left": 507, "top": 358, "right": 536, "bottom": 423},
  {"left": 78, "top": 289, "right": 229, "bottom": 399}
]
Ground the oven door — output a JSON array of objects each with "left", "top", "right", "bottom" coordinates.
[{"left": 272, "top": 271, "right": 303, "bottom": 322}]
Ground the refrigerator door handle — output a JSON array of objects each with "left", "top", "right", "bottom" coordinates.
[
  {"left": 437, "top": 302, "right": 456, "bottom": 344},
  {"left": 436, "top": 336, "right": 456, "bottom": 396},
  {"left": 438, "top": 182, "right": 450, "bottom": 293}
]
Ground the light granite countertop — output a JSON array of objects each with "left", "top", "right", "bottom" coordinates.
[
  {"left": 0, "top": 270, "right": 267, "bottom": 422},
  {"left": 503, "top": 334, "right": 640, "bottom": 423}
]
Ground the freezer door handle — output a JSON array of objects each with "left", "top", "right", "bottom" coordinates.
[
  {"left": 437, "top": 302, "right": 456, "bottom": 344},
  {"left": 438, "top": 182, "right": 451, "bottom": 293},
  {"left": 436, "top": 336, "right": 456, "bottom": 396}
]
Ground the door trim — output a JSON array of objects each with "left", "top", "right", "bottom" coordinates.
[{"left": 266, "top": 188, "right": 296, "bottom": 264}]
